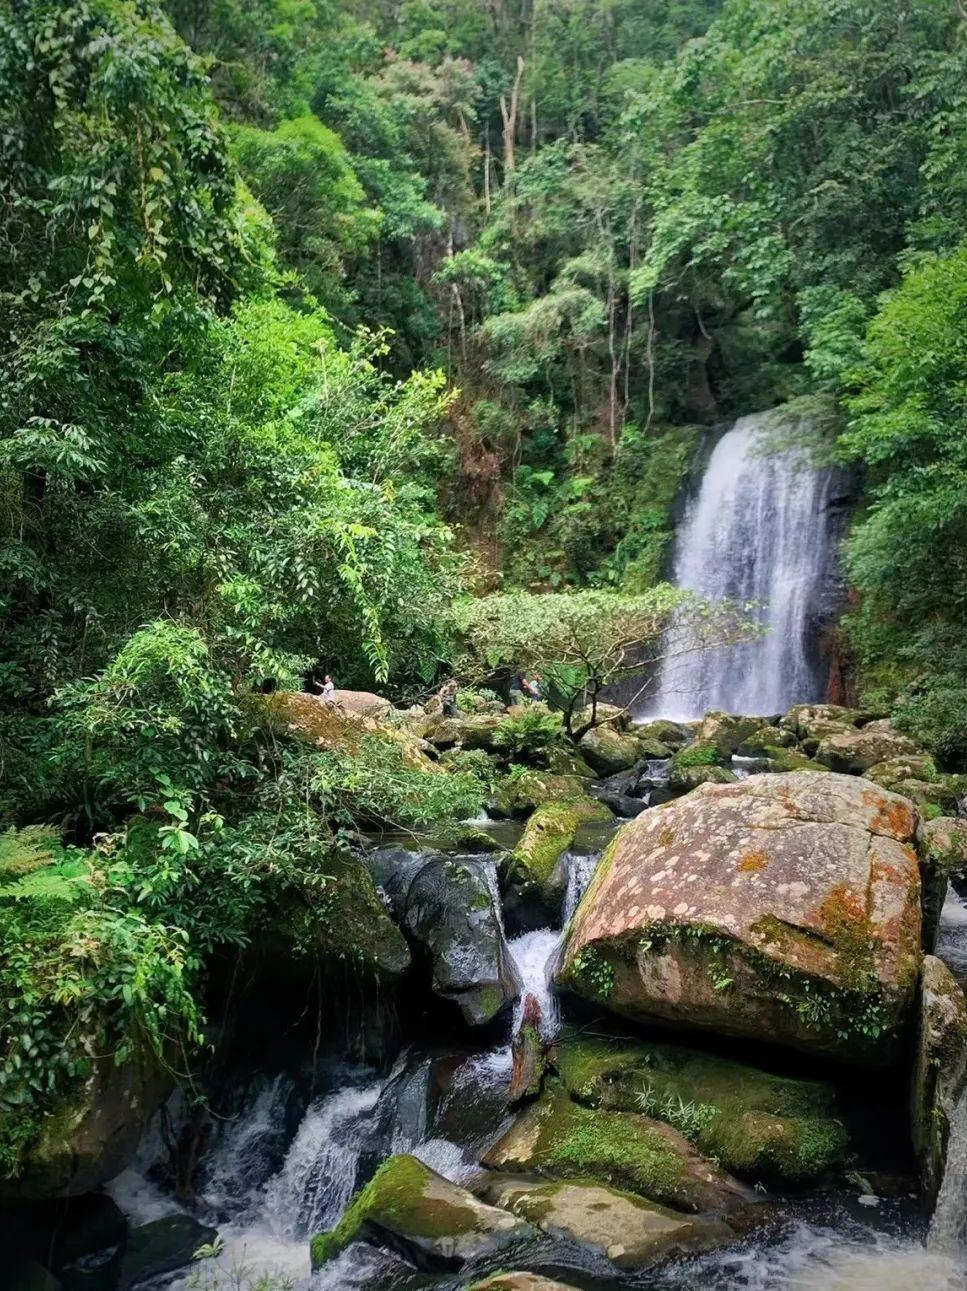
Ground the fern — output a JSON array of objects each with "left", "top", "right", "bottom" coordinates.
[{"left": 0, "top": 826, "right": 63, "bottom": 882}]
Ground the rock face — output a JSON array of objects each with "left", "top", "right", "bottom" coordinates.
[
  {"left": 481, "top": 1085, "right": 752, "bottom": 1214},
  {"left": 0, "top": 1050, "right": 169, "bottom": 1200},
  {"left": 476, "top": 1176, "right": 734, "bottom": 1271},
  {"left": 310, "top": 1154, "right": 536, "bottom": 1272},
  {"left": 367, "top": 849, "right": 518, "bottom": 1025},
  {"left": 553, "top": 1028, "right": 851, "bottom": 1186},
  {"left": 911, "top": 956, "right": 967, "bottom": 1202},
  {"left": 559, "top": 773, "right": 923, "bottom": 1064},
  {"left": 924, "top": 817, "right": 967, "bottom": 881},
  {"left": 508, "top": 994, "right": 548, "bottom": 1105}
]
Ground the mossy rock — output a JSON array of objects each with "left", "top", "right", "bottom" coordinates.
[
  {"left": 694, "top": 712, "right": 764, "bottom": 756},
  {"left": 481, "top": 1084, "right": 752, "bottom": 1214},
  {"left": 924, "top": 817, "right": 967, "bottom": 881},
  {"left": 760, "top": 746, "right": 827, "bottom": 774},
  {"left": 310, "top": 1154, "right": 535, "bottom": 1271},
  {"left": 476, "top": 1176, "right": 735, "bottom": 1271},
  {"left": 553, "top": 1029, "right": 851, "bottom": 1187},
  {"left": 669, "top": 762, "right": 738, "bottom": 792},
  {"left": 891, "top": 776, "right": 965, "bottom": 816},
  {"left": 544, "top": 746, "right": 598, "bottom": 780},
  {"left": 911, "top": 956, "right": 967, "bottom": 1202},
  {"left": 630, "top": 720, "right": 692, "bottom": 751},
  {"left": 578, "top": 726, "right": 642, "bottom": 776},
  {"left": 491, "top": 771, "right": 589, "bottom": 820},
  {"left": 271, "top": 847, "right": 411, "bottom": 978},
  {"left": 511, "top": 797, "right": 611, "bottom": 888},
  {"left": 737, "top": 726, "right": 796, "bottom": 756}
]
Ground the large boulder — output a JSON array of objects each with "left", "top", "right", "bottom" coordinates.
[
  {"left": 118, "top": 1215, "right": 217, "bottom": 1290},
  {"left": 368, "top": 849, "right": 518, "bottom": 1025},
  {"left": 694, "top": 712, "right": 764, "bottom": 756},
  {"left": 553, "top": 1029, "right": 851, "bottom": 1187},
  {"left": 481, "top": 1085, "right": 753, "bottom": 1214},
  {"left": 629, "top": 719, "right": 693, "bottom": 751},
  {"left": 329, "top": 689, "right": 393, "bottom": 718},
  {"left": 424, "top": 713, "right": 504, "bottom": 751},
  {"left": 559, "top": 773, "right": 924, "bottom": 1065},
  {"left": 578, "top": 726, "right": 642, "bottom": 776},
  {"left": 0, "top": 1049, "right": 170, "bottom": 1200},
  {"left": 310, "top": 1154, "right": 536, "bottom": 1272},
  {"left": 815, "top": 722, "right": 919, "bottom": 774},
  {"left": 261, "top": 691, "right": 438, "bottom": 771},
  {"left": 911, "top": 956, "right": 967, "bottom": 1204},
  {"left": 780, "top": 704, "right": 865, "bottom": 747},
  {"left": 476, "top": 1176, "right": 734, "bottom": 1271}
]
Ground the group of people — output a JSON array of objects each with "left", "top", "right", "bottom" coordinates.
[{"left": 312, "top": 671, "right": 544, "bottom": 714}]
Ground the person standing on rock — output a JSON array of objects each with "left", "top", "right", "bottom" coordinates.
[{"left": 317, "top": 674, "right": 336, "bottom": 703}]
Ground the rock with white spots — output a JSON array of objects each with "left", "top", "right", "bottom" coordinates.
[{"left": 558, "top": 773, "right": 924, "bottom": 1065}]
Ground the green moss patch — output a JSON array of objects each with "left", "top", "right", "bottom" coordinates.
[{"left": 511, "top": 796, "right": 611, "bottom": 886}]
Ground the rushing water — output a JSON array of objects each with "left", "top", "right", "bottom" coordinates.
[{"left": 646, "top": 411, "right": 835, "bottom": 720}]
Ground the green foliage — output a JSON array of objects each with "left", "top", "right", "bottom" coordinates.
[
  {"left": 840, "top": 241, "right": 967, "bottom": 759},
  {"left": 492, "top": 705, "right": 566, "bottom": 763},
  {"left": 673, "top": 742, "right": 720, "bottom": 769}
]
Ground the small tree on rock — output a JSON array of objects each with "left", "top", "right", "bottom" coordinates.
[{"left": 454, "top": 586, "right": 757, "bottom": 741}]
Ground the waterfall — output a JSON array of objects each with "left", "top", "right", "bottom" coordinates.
[{"left": 646, "top": 411, "right": 835, "bottom": 720}]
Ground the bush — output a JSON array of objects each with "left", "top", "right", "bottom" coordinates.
[{"left": 493, "top": 704, "right": 566, "bottom": 763}]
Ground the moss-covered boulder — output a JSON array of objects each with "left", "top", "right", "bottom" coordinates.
[
  {"left": 572, "top": 703, "right": 629, "bottom": 731},
  {"left": 737, "top": 725, "right": 796, "bottom": 756},
  {"left": 629, "top": 719, "right": 693, "bottom": 751},
  {"left": 759, "top": 747, "right": 826, "bottom": 774},
  {"left": 261, "top": 690, "right": 438, "bottom": 771},
  {"left": 425, "top": 713, "right": 505, "bottom": 751},
  {"left": 480, "top": 1085, "right": 752, "bottom": 1214},
  {"left": 310, "top": 1154, "right": 536, "bottom": 1272},
  {"left": 815, "top": 722, "right": 919, "bottom": 773},
  {"left": 510, "top": 797, "right": 611, "bottom": 892},
  {"left": 553, "top": 1030, "right": 851, "bottom": 1187},
  {"left": 911, "top": 956, "right": 967, "bottom": 1204},
  {"left": 924, "top": 817, "right": 967, "bottom": 882},
  {"left": 477, "top": 1176, "right": 735, "bottom": 1271},
  {"left": 559, "top": 773, "right": 924, "bottom": 1065},
  {"left": 491, "top": 771, "right": 590, "bottom": 820},
  {"left": 669, "top": 745, "right": 737, "bottom": 792},
  {"left": 865, "top": 755, "right": 939, "bottom": 791},
  {"left": 544, "top": 746, "right": 598, "bottom": 780},
  {"left": 578, "top": 726, "right": 642, "bottom": 776},
  {"left": 273, "top": 848, "right": 411, "bottom": 978},
  {"left": 0, "top": 1049, "right": 169, "bottom": 1200},
  {"left": 694, "top": 712, "right": 764, "bottom": 756}
]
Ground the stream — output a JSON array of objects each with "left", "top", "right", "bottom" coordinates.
[{"left": 100, "top": 863, "right": 967, "bottom": 1291}]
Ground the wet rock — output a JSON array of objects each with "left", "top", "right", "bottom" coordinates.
[
  {"left": 911, "top": 956, "right": 967, "bottom": 1203},
  {"left": 478, "top": 1175, "right": 735, "bottom": 1270},
  {"left": 481, "top": 1084, "right": 753, "bottom": 1214},
  {"left": 668, "top": 763, "right": 738, "bottom": 792},
  {"left": 558, "top": 772, "right": 924, "bottom": 1065},
  {"left": 578, "top": 726, "right": 642, "bottom": 776},
  {"left": 509, "top": 796, "right": 611, "bottom": 896},
  {"left": 117, "top": 1215, "right": 217, "bottom": 1289},
  {"left": 269, "top": 847, "right": 411, "bottom": 978},
  {"left": 403, "top": 855, "right": 519, "bottom": 1025},
  {"left": 553, "top": 1028, "right": 852, "bottom": 1186},
  {"left": 509, "top": 994, "right": 548, "bottom": 1105},
  {"left": 593, "top": 790, "right": 648, "bottom": 818},
  {"left": 469, "top": 1275, "right": 580, "bottom": 1291},
  {"left": 815, "top": 723, "right": 919, "bottom": 773},
  {"left": 310, "top": 1154, "right": 536, "bottom": 1272}
]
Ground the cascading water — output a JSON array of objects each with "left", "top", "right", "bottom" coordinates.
[{"left": 646, "top": 411, "right": 835, "bottom": 720}]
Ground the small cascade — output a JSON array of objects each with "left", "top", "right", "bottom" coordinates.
[
  {"left": 263, "top": 1079, "right": 383, "bottom": 1239},
  {"left": 508, "top": 928, "right": 561, "bottom": 1041},
  {"left": 198, "top": 1074, "right": 292, "bottom": 1224},
  {"left": 646, "top": 411, "right": 836, "bottom": 720},
  {"left": 563, "top": 850, "right": 598, "bottom": 925}
]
